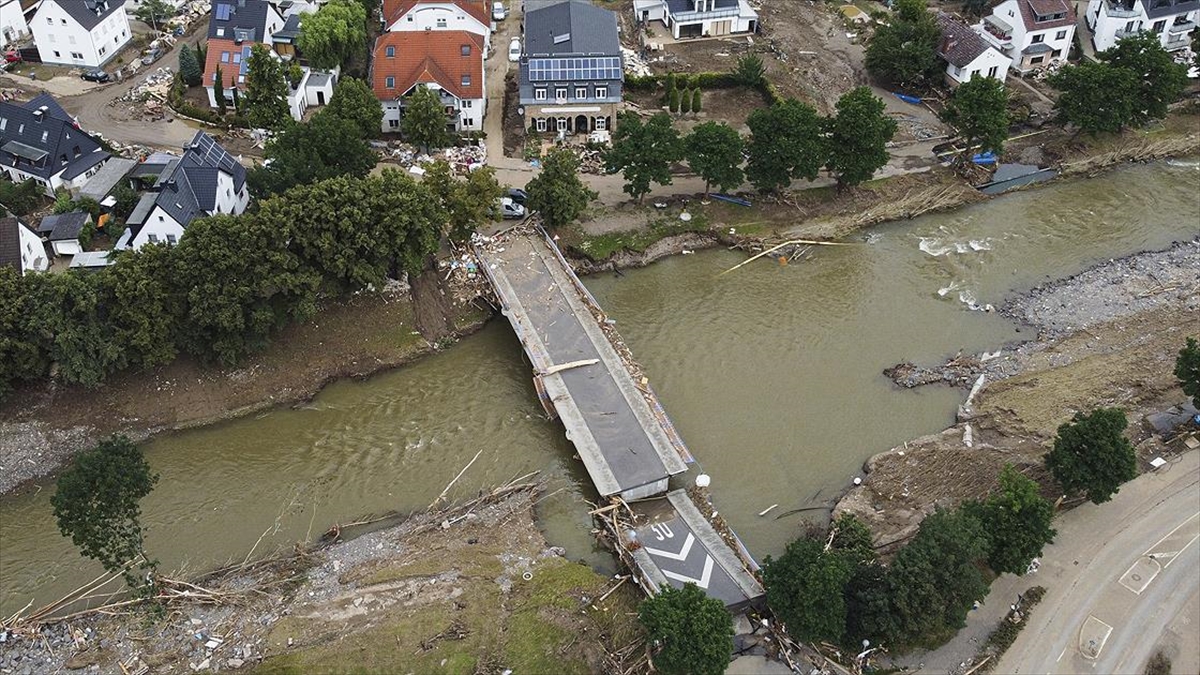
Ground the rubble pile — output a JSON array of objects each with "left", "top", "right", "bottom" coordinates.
[
  {"left": 574, "top": 146, "right": 606, "bottom": 174},
  {"left": 378, "top": 141, "right": 488, "bottom": 173}
]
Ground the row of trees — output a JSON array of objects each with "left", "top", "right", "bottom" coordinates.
[
  {"left": 0, "top": 162, "right": 500, "bottom": 395},
  {"left": 606, "top": 87, "right": 898, "bottom": 201}
]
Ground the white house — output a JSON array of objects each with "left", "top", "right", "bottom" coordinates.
[
  {"left": 0, "top": 214, "right": 49, "bottom": 275},
  {"left": 31, "top": 0, "right": 132, "bottom": 68},
  {"left": 937, "top": 13, "right": 1011, "bottom": 85},
  {"left": 372, "top": 29, "right": 486, "bottom": 134},
  {"left": 116, "top": 132, "right": 249, "bottom": 250},
  {"left": 977, "top": 0, "right": 1076, "bottom": 73},
  {"left": 632, "top": 0, "right": 758, "bottom": 39},
  {"left": 1, "top": 0, "right": 31, "bottom": 46},
  {"left": 382, "top": 0, "right": 491, "bottom": 49},
  {"left": 0, "top": 94, "right": 112, "bottom": 197},
  {"left": 1086, "top": 0, "right": 1198, "bottom": 52},
  {"left": 37, "top": 211, "right": 90, "bottom": 256}
]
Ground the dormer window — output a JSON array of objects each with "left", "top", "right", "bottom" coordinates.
[
  {"left": 461, "top": 45, "right": 471, "bottom": 56},
  {"left": 461, "top": 75, "right": 471, "bottom": 86},
  {"left": 386, "top": 46, "right": 395, "bottom": 57}
]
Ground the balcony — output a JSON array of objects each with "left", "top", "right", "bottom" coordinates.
[
  {"left": 1165, "top": 36, "right": 1190, "bottom": 48},
  {"left": 1168, "top": 18, "right": 1197, "bottom": 33},
  {"left": 671, "top": 5, "right": 740, "bottom": 23},
  {"left": 982, "top": 15, "right": 1015, "bottom": 43}
]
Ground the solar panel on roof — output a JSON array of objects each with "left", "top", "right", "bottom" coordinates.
[
  {"left": 215, "top": 3, "right": 232, "bottom": 20},
  {"left": 528, "top": 56, "right": 621, "bottom": 82}
]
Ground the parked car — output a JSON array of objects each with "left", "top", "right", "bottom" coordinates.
[
  {"left": 141, "top": 47, "right": 163, "bottom": 65},
  {"left": 492, "top": 1, "right": 507, "bottom": 20},
  {"left": 508, "top": 37, "right": 521, "bottom": 62},
  {"left": 4, "top": 51, "right": 21, "bottom": 63},
  {"left": 496, "top": 197, "right": 526, "bottom": 219},
  {"left": 81, "top": 69, "right": 110, "bottom": 82},
  {"left": 506, "top": 188, "right": 527, "bottom": 205}
]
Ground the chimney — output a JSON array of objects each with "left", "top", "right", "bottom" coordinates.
[
  {"left": 33, "top": 106, "right": 46, "bottom": 121},
  {"left": 941, "top": 34, "right": 956, "bottom": 55}
]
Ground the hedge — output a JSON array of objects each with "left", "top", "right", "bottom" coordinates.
[{"left": 625, "top": 72, "right": 779, "bottom": 105}]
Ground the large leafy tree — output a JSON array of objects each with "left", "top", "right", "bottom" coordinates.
[
  {"left": 1049, "top": 62, "right": 1139, "bottom": 135},
  {"left": 865, "top": 0, "right": 943, "bottom": 88},
  {"left": 942, "top": 76, "right": 1010, "bottom": 155},
  {"left": 1177, "top": 337, "right": 1200, "bottom": 408},
  {"left": 525, "top": 147, "right": 597, "bottom": 229},
  {"left": 245, "top": 44, "right": 292, "bottom": 131},
  {"left": 179, "top": 42, "right": 202, "bottom": 87},
  {"left": 0, "top": 178, "right": 45, "bottom": 216},
  {"left": 1046, "top": 408, "right": 1138, "bottom": 504},
  {"left": 1100, "top": 32, "right": 1188, "bottom": 126},
  {"left": 0, "top": 268, "right": 48, "bottom": 397},
  {"left": 24, "top": 272, "right": 123, "bottom": 387},
  {"left": 52, "top": 436, "right": 159, "bottom": 591},
  {"left": 886, "top": 507, "right": 990, "bottom": 649},
  {"left": 369, "top": 169, "right": 446, "bottom": 275},
  {"left": 606, "top": 112, "right": 684, "bottom": 203},
  {"left": 422, "top": 160, "right": 503, "bottom": 243},
  {"left": 325, "top": 77, "right": 383, "bottom": 138},
  {"left": 964, "top": 465, "right": 1056, "bottom": 575},
  {"left": 403, "top": 85, "right": 451, "bottom": 152},
  {"left": 100, "top": 244, "right": 181, "bottom": 372},
  {"left": 248, "top": 111, "right": 377, "bottom": 197},
  {"left": 745, "top": 98, "right": 824, "bottom": 193},
  {"left": 133, "top": 0, "right": 174, "bottom": 32},
  {"left": 639, "top": 583, "right": 734, "bottom": 675},
  {"left": 764, "top": 536, "right": 855, "bottom": 643},
  {"left": 297, "top": 0, "right": 368, "bottom": 70},
  {"left": 685, "top": 121, "right": 744, "bottom": 197},
  {"left": 825, "top": 87, "right": 897, "bottom": 190}
]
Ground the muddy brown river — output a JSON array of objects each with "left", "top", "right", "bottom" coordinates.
[{"left": 3, "top": 161, "right": 1199, "bottom": 614}]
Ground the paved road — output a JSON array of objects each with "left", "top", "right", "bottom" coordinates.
[{"left": 996, "top": 449, "right": 1200, "bottom": 675}]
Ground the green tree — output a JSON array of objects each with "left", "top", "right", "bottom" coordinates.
[
  {"left": 668, "top": 87, "right": 681, "bottom": 113},
  {"left": 638, "top": 583, "right": 733, "bottom": 675},
  {"left": 1176, "top": 337, "right": 1200, "bottom": 408},
  {"left": 297, "top": 0, "right": 368, "bottom": 70},
  {"left": 179, "top": 41, "right": 202, "bottom": 87},
  {"left": 25, "top": 272, "right": 123, "bottom": 386},
  {"left": 245, "top": 44, "right": 292, "bottom": 130},
  {"left": 844, "top": 560, "right": 897, "bottom": 650},
  {"left": 247, "top": 111, "right": 377, "bottom": 197},
  {"left": 887, "top": 507, "right": 990, "bottom": 649},
  {"left": 684, "top": 121, "right": 744, "bottom": 197},
  {"left": 680, "top": 87, "right": 692, "bottom": 114},
  {"left": 422, "top": 160, "right": 503, "bottom": 243},
  {"left": 665, "top": 72, "right": 677, "bottom": 97},
  {"left": 966, "top": 465, "right": 1056, "bottom": 575},
  {"left": 214, "top": 64, "right": 228, "bottom": 116},
  {"left": 111, "top": 183, "right": 140, "bottom": 219},
  {"left": 745, "top": 98, "right": 824, "bottom": 193},
  {"left": 51, "top": 436, "right": 159, "bottom": 591},
  {"left": 525, "top": 146, "right": 597, "bottom": 229},
  {"left": 1100, "top": 32, "right": 1188, "bottom": 126},
  {"left": 731, "top": 53, "right": 766, "bottom": 87},
  {"left": 402, "top": 85, "right": 451, "bottom": 152},
  {"left": 325, "top": 77, "right": 383, "bottom": 138},
  {"left": 0, "top": 268, "right": 48, "bottom": 397},
  {"left": 764, "top": 536, "right": 855, "bottom": 643},
  {"left": 0, "top": 178, "right": 46, "bottom": 216},
  {"left": 100, "top": 244, "right": 181, "bottom": 371},
  {"left": 825, "top": 86, "right": 897, "bottom": 190},
  {"left": 692, "top": 88, "right": 702, "bottom": 114},
  {"left": 942, "top": 76, "right": 1010, "bottom": 155},
  {"left": 1049, "top": 62, "right": 1139, "bottom": 135},
  {"left": 605, "top": 112, "right": 684, "bottom": 203},
  {"left": 1046, "top": 408, "right": 1138, "bottom": 504},
  {"left": 133, "top": 0, "right": 174, "bottom": 32},
  {"left": 865, "top": 0, "right": 943, "bottom": 87}
]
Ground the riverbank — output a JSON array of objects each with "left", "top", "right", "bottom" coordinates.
[
  {"left": 835, "top": 239, "right": 1200, "bottom": 549},
  {"left": 0, "top": 484, "right": 649, "bottom": 674}
]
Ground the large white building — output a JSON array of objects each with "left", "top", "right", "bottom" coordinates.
[
  {"left": 371, "top": 29, "right": 486, "bottom": 133},
  {"left": 381, "top": 0, "right": 491, "bottom": 48},
  {"left": 31, "top": 0, "right": 132, "bottom": 68},
  {"left": 1086, "top": 0, "right": 1198, "bottom": 52},
  {"left": 1, "top": 0, "right": 31, "bottom": 46},
  {"left": 937, "top": 12, "right": 1011, "bottom": 85},
  {"left": 116, "top": 132, "right": 250, "bottom": 250},
  {"left": 977, "top": 0, "right": 1076, "bottom": 73},
  {"left": 632, "top": 0, "right": 758, "bottom": 39}
]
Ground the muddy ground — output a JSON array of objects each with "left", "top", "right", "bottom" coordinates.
[
  {"left": 0, "top": 486, "right": 649, "bottom": 674},
  {"left": 835, "top": 240, "right": 1200, "bottom": 550}
]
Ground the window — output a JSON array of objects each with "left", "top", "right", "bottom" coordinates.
[
  {"left": 575, "top": 87, "right": 586, "bottom": 98},
  {"left": 1152, "top": 19, "right": 1165, "bottom": 31},
  {"left": 217, "top": 27, "right": 225, "bottom": 37},
  {"left": 987, "top": 65, "right": 999, "bottom": 78},
  {"left": 221, "top": 51, "right": 230, "bottom": 62},
  {"left": 594, "top": 117, "right": 606, "bottom": 130},
  {"left": 556, "top": 118, "right": 567, "bottom": 131},
  {"left": 463, "top": 99, "right": 472, "bottom": 107},
  {"left": 1031, "top": 34, "right": 1044, "bottom": 43},
  {"left": 1030, "top": 55, "right": 1045, "bottom": 64},
  {"left": 46, "top": 17, "right": 52, "bottom": 24},
  {"left": 386, "top": 46, "right": 395, "bottom": 57},
  {"left": 233, "top": 53, "right": 241, "bottom": 63},
  {"left": 437, "top": 18, "right": 447, "bottom": 27},
  {"left": 464, "top": 118, "right": 473, "bottom": 126},
  {"left": 1055, "top": 29, "right": 1067, "bottom": 39},
  {"left": 1051, "top": 48, "right": 1062, "bottom": 57},
  {"left": 461, "top": 74, "right": 471, "bottom": 86},
  {"left": 555, "top": 87, "right": 566, "bottom": 100},
  {"left": 386, "top": 76, "right": 395, "bottom": 88},
  {"left": 534, "top": 88, "right": 546, "bottom": 100},
  {"left": 461, "top": 45, "right": 471, "bottom": 56},
  {"left": 42, "top": 131, "right": 47, "bottom": 143},
  {"left": 53, "top": 51, "right": 61, "bottom": 58},
  {"left": 99, "top": 46, "right": 106, "bottom": 56},
  {"left": 237, "top": 74, "right": 244, "bottom": 83},
  {"left": 166, "top": 234, "right": 177, "bottom": 245},
  {"left": 596, "top": 86, "right": 608, "bottom": 98},
  {"left": 389, "top": 118, "right": 399, "bottom": 127},
  {"left": 536, "top": 118, "right": 547, "bottom": 131},
  {"left": 148, "top": 233, "right": 159, "bottom": 242},
  {"left": 60, "top": 18, "right": 66, "bottom": 25},
  {"left": 70, "top": 52, "right": 83, "bottom": 59}
]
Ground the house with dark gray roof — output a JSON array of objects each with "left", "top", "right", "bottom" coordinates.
[
  {"left": 39, "top": 210, "right": 91, "bottom": 256},
  {"left": 30, "top": 0, "right": 132, "bottom": 68},
  {"left": 977, "top": 0, "right": 1076, "bottom": 72},
  {"left": 0, "top": 213, "right": 49, "bottom": 275},
  {"left": 0, "top": 94, "right": 111, "bottom": 197},
  {"left": 116, "top": 132, "right": 249, "bottom": 250},
  {"left": 632, "top": 0, "right": 757, "bottom": 39},
  {"left": 519, "top": 0, "right": 624, "bottom": 136},
  {"left": 937, "top": 13, "right": 1010, "bottom": 86},
  {"left": 1085, "top": 0, "right": 1198, "bottom": 52}
]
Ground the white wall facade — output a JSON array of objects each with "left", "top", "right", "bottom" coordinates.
[
  {"left": 17, "top": 220, "right": 48, "bottom": 273},
  {"left": 946, "top": 49, "right": 1011, "bottom": 85},
  {"left": 985, "top": 0, "right": 1075, "bottom": 72},
  {"left": 129, "top": 206, "right": 185, "bottom": 248},
  {"left": 32, "top": 0, "right": 133, "bottom": 68},
  {"left": 387, "top": 3, "right": 491, "bottom": 49},
  {"left": 1087, "top": 0, "right": 1197, "bottom": 51},
  {"left": 4, "top": 158, "right": 107, "bottom": 197},
  {"left": 213, "top": 170, "right": 251, "bottom": 215},
  {"left": 1, "top": 0, "right": 30, "bottom": 45},
  {"left": 377, "top": 93, "right": 484, "bottom": 134}
]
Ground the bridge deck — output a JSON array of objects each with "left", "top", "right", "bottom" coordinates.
[{"left": 477, "top": 231, "right": 688, "bottom": 499}]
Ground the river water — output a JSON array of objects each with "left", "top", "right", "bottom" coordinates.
[{"left": 2, "top": 161, "right": 1198, "bottom": 615}]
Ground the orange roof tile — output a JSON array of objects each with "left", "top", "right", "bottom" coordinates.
[
  {"left": 382, "top": 0, "right": 490, "bottom": 29},
  {"left": 371, "top": 31, "right": 485, "bottom": 101},
  {"left": 203, "top": 38, "right": 249, "bottom": 91}
]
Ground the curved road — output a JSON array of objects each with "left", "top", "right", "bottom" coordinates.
[{"left": 997, "top": 449, "right": 1200, "bottom": 675}]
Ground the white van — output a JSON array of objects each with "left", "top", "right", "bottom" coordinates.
[
  {"left": 496, "top": 197, "right": 526, "bottom": 219},
  {"left": 492, "top": 1, "right": 507, "bottom": 20}
]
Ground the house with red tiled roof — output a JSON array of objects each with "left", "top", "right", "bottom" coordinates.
[
  {"left": 381, "top": 0, "right": 491, "bottom": 49},
  {"left": 371, "top": 30, "right": 486, "bottom": 134},
  {"left": 976, "top": 0, "right": 1076, "bottom": 73}
]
